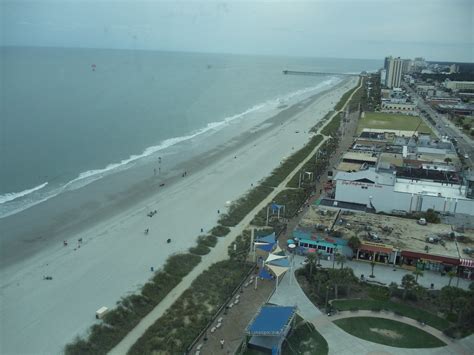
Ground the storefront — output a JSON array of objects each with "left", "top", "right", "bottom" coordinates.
[
  {"left": 459, "top": 258, "right": 474, "bottom": 280},
  {"left": 401, "top": 250, "right": 459, "bottom": 273},
  {"left": 356, "top": 242, "right": 397, "bottom": 265}
]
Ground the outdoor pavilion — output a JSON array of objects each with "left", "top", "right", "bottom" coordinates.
[{"left": 245, "top": 305, "right": 297, "bottom": 354}]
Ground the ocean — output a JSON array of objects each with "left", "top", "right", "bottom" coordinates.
[{"left": 0, "top": 46, "right": 381, "bottom": 217}]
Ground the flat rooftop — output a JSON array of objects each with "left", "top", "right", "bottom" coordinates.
[{"left": 394, "top": 179, "right": 467, "bottom": 199}]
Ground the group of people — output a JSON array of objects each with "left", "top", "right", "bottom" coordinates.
[{"left": 147, "top": 210, "right": 157, "bottom": 217}]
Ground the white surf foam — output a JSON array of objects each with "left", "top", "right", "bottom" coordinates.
[
  {"left": 0, "top": 182, "right": 48, "bottom": 204},
  {"left": 0, "top": 76, "right": 340, "bottom": 218}
]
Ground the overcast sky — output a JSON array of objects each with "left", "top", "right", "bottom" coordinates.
[{"left": 1, "top": 0, "right": 473, "bottom": 61}]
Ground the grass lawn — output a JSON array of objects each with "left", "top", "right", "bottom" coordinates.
[
  {"left": 357, "top": 112, "right": 433, "bottom": 135},
  {"left": 331, "top": 299, "right": 450, "bottom": 331},
  {"left": 334, "top": 317, "right": 446, "bottom": 348}
]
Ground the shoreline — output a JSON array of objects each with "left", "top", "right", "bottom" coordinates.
[{"left": 0, "top": 76, "right": 358, "bottom": 354}]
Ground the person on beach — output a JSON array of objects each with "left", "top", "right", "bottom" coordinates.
[
  {"left": 144, "top": 228, "right": 149, "bottom": 235},
  {"left": 220, "top": 339, "right": 225, "bottom": 349},
  {"left": 167, "top": 238, "right": 171, "bottom": 243}
]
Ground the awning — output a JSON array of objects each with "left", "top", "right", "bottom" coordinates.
[
  {"left": 360, "top": 244, "right": 392, "bottom": 254},
  {"left": 265, "top": 253, "right": 286, "bottom": 263},
  {"left": 267, "top": 264, "right": 288, "bottom": 278},
  {"left": 401, "top": 250, "right": 459, "bottom": 265},
  {"left": 460, "top": 258, "right": 474, "bottom": 268}
]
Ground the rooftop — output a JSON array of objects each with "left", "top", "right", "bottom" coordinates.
[{"left": 394, "top": 178, "right": 467, "bottom": 199}]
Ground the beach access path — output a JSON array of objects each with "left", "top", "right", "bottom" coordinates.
[{"left": 109, "top": 79, "right": 363, "bottom": 354}]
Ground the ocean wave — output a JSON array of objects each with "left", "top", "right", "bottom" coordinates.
[
  {"left": 0, "top": 77, "right": 339, "bottom": 218},
  {"left": 0, "top": 182, "right": 48, "bottom": 204}
]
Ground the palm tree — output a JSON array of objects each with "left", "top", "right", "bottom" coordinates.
[
  {"left": 316, "top": 250, "right": 323, "bottom": 267},
  {"left": 348, "top": 236, "right": 361, "bottom": 252},
  {"left": 306, "top": 253, "right": 317, "bottom": 279},
  {"left": 341, "top": 268, "right": 355, "bottom": 296},
  {"left": 413, "top": 269, "right": 424, "bottom": 283},
  {"left": 369, "top": 260, "right": 376, "bottom": 278},
  {"left": 336, "top": 254, "right": 347, "bottom": 269},
  {"left": 401, "top": 274, "right": 417, "bottom": 300},
  {"left": 447, "top": 270, "right": 456, "bottom": 286},
  {"left": 444, "top": 157, "right": 452, "bottom": 164}
]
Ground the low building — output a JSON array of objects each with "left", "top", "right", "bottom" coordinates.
[
  {"left": 444, "top": 80, "right": 474, "bottom": 92},
  {"left": 334, "top": 168, "right": 474, "bottom": 215},
  {"left": 381, "top": 102, "right": 417, "bottom": 115}
]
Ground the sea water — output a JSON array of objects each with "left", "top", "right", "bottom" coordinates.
[{"left": 0, "top": 46, "right": 380, "bottom": 217}]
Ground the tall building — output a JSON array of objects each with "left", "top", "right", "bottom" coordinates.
[
  {"left": 386, "top": 57, "right": 403, "bottom": 88},
  {"left": 384, "top": 56, "right": 392, "bottom": 71},
  {"left": 402, "top": 59, "right": 412, "bottom": 74}
]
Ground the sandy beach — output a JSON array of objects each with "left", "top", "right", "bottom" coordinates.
[{"left": 0, "top": 76, "right": 358, "bottom": 354}]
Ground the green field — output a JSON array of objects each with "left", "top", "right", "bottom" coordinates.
[
  {"left": 357, "top": 112, "right": 433, "bottom": 135},
  {"left": 334, "top": 317, "right": 446, "bottom": 348},
  {"left": 331, "top": 299, "right": 450, "bottom": 331}
]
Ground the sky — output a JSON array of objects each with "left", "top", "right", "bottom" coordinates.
[{"left": 1, "top": 0, "right": 473, "bottom": 62}]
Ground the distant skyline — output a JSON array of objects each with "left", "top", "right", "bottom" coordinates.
[{"left": 2, "top": 0, "right": 473, "bottom": 62}]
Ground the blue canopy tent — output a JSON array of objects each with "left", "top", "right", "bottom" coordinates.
[{"left": 246, "top": 305, "right": 297, "bottom": 355}]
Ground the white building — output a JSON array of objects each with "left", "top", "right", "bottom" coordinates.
[
  {"left": 444, "top": 80, "right": 474, "bottom": 92},
  {"left": 386, "top": 57, "right": 403, "bottom": 89},
  {"left": 334, "top": 168, "right": 474, "bottom": 215}
]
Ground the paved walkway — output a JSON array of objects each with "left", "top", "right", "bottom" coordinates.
[
  {"left": 314, "top": 256, "right": 472, "bottom": 291},
  {"left": 109, "top": 81, "right": 365, "bottom": 354},
  {"left": 269, "top": 266, "right": 474, "bottom": 355}
]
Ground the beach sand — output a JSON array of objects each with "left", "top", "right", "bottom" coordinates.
[{"left": 0, "top": 76, "right": 358, "bottom": 354}]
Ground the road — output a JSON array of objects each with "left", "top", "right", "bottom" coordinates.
[{"left": 404, "top": 84, "right": 474, "bottom": 169}]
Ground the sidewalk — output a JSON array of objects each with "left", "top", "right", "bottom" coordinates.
[
  {"left": 270, "top": 268, "right": 474, "bottom": 355},
  {"left": 315, "top": 256, "right": 472, "bottom": 291}
]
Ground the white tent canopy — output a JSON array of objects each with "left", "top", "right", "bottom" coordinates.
[{"left": 265, "top": 253, "right": 286, "bottom": 263}]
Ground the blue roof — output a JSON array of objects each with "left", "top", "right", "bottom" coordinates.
[
  {"left": 259, "top": 268, "right": 273, "bottom": 280},
  {"left": 247, "top": 306, "right": 296, "bottom": 335},
  {"left": 267, "top": 258, "right": 290, "bottom": 267},
  {"left": 256, "top": 232, "right": 276, "bottom": 244},
  {"left": 257, "top": 242, "right": 275, "bottom": 252}
]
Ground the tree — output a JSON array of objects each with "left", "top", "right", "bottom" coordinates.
[
  {"left": 413, "top": 269, "right": 424, "bottom": 283},
  {"left": 316, "top": 251, "right": 323, "bottom": 267},
  {"left": 401, "top": 274, "right": 417, "bottom": 300},
  {"left": 336, "top": 254, "right": 347, "bottom": 269},
  {"left": 328, "top": 269, "right": 341, "bottom": 299},
  {"left": 444, "top": 157, "right": 452, "bottom": 164},
  {"left": 369, "top": 260, "right": 376, "bottom": 278},
  {"left": 341, "top": 268, "right": 356, "bottom": 296},
  {"left": 453, "top": 297, "right": 468, "bottom": 323},
  {"left": 389, "top": 282, "right": 398, "bottom": 297},
  {"left": 447, "top": 270, "right": 456, "bottom": 286},
  {"left": 440, "top": 286, "right": 463, "bottom": 313},
  {"left": 306, "top": 253, "right": 317, "bottom": 279},
  {"left": 348, "top": 236, "right": 361, "bottom": 251}
]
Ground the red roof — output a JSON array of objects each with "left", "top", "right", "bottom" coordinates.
[
  {"left": 401, "top": 250, "right": 459, "bottom": 265},
  {"left": 360, "top": 244, "right": 392, "bottom": 254}
]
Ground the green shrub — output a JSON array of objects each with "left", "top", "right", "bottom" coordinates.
[
  {"left": 219, "top": 185, "right": 273, "bottom": 226},
  {"left": 189, "top": 244, "right": 211, "bottom": 255},
  {"left": 210, "top": 225, "right": 231, "bottom": 237},
  {"left": 197, "top": 235, "right": 217, "bottom": 248}
]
